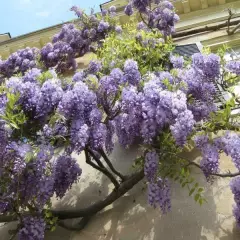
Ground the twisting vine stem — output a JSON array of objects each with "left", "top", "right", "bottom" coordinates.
[
  {"left": 84, "top": 150, "right": 120, "bottom": 188},
  {"left": 99, "top": 148, "right": 127, "bottom": 181}
]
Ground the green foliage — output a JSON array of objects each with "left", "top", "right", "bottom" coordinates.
[
  {"left": 204, "top": 98, "right": 239, "bottom": 132},
  {"left": 97, "top": 23, "right": 174, "bottom": 75},
  {"left": 44, "top": 208, "right": 58, "bottom": 232},
  {"left": 0, "top": 91, "right": 27, "bottom": 131},
  {"left": 37, "top": 71, "right": 55, "bottom": 85}
]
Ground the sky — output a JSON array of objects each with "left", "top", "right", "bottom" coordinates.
[{"left": 0, "top": 0, "right": 105, "bottom": 37}]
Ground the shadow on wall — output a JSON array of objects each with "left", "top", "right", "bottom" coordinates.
[{"left": 1, "top": 147, "right": 240, "bottom": 240}]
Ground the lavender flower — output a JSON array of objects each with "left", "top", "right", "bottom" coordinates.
[
  {"left": 144, "top": 151, "right": 158, "bottom": 181},
  {"left": 200, "top": 144, "right": 219, "bottom": 179},
  {"left": 109, "top": 6, "right": 117, "bottom": 12},
  {"left": 88, "top": 60, "right": 102, "bottom": 74},
  {"left": 226, "top": 61, "right": 240, "bottom": 75},
  {"left": 73, "top": 71, "right": 86, "bottom": 82},
  {"left": 70, "top": 6, "right": 83, "bottom": 17},
  {"left": 98, "top": 21, "right": 110, "bottom": 32},
  {"left": 148, "top": 178, "right": 171, "bottom": 214},
  {"left": 170, "top": 55, "right": 184, "bottom": 68},
  {"left": 124, "top": 4, "right": 133, "bottom": 16},
  {"left": 54, "top": 155, "right": 82, "bottom": 198},
  {"left": 18, "top": 216, "right": 46, "bottom": 240},
  {"left": 115, "top": 26, "right": 123, "bottom": 34},
  {"left": 123, "top": 59, "right": 141, "bottom": 85}
]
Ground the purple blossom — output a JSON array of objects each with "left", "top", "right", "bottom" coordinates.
[
  {"left": 148, "top": 178, "right": 171, "bottom": 214},
  {"left": 88, "top": 60, "right": 102, "bottom": 74},
  {"left": 115, "top": 26, "right": 123, "bottom": 34},
  {"left": 23, "top": 68, "right": 41, "bottom": 83},
  {"left": 200, "top": 144, "right": 219, "bottom": 179},
  {"left": 58, "top": 81, "right": 97, "bottom": 119},
  {"left": 18, "top": 216, "right": 46, "bottom": 240},
  {"left": 194, "top": 135, "right": 209, "bottom": 148},
  {"left": 98, "top": 21, "right": 110, "bottom": 32},
  {"left": 90, "top": 123, "right": 107, "bottom": 149},
  {"left": 110, "top": 68, "right": 124, "bottom": 84},
  {"left": 170, "top": 110, "right": 195, "bottom": 146},
  {"left": 70, "top": 120, "right": 90, "bottom": 153},
  {"left": 144, "top": 151, "right": 158, "bottom": 181},
  {"left": 19, "top": 81, "right": 41, "bottom": 112},
  {"left": 230, "top": 177, "right": 240, "bottom": 227},
  {"left": 123, "top": 59, "right": 141, "bottom": 85},
  {"left": 233, "top": 205, "right": 240, "bottom": 228},
  {"left": 109, "top": 6, "right": 117, "bottom": 12},
  {"left": 230, "top": 177, "right": 240, "bottom": 206},
  {"left": 132, "top": 0, "right": 149, "bottom": 13},
  {"left": 192, "top": 53, "right": 220, "bottom": 79},
  {"left": 124, "top": 4, "right": 133, "bottom": 16},
  {"left": 36, "top": 79, "right": 63, "bottom": 117},
  {"left": 137, "top": 21, "right": 146, "bottom": 30},
  {"left": 226, "top": 61, "right": 240, "bottom": 75},
  {"left": 70, "top": 6, "right": 83, "bottom": 17},
  {"left": 101, "top": 9, "right": 108, "bottom": 16},
  {"left": 54, "top": 155, "right": 82, "bottom": 198},
  {"left": 215, "top": 132, "right": 240, "bottom": 170},
  {"left": 73, "top": 71, "right": 86, "bottom": 82},
  {"left": 170, "top": 55, "right": 184, "bottom": 68}
]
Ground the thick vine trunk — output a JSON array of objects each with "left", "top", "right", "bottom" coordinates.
[{"left": 0, "top": 170, "right": 144, "bottom": 224}]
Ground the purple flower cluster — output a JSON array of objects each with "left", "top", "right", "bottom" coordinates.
[
  {"left": 200, "top": 144, "right": 220, "bottom": 179},
  {"left": 0, "top": 47, "right": 39, "bottom": 78},
  {"left": 226, "top": 61, "right": 240, "bottom": 75},
  {"left": 194, "top": 135, "right": 220, "bottom": 178},
  {"left": 90, "top": 123, "right": 107, "bottom": 149},
  {"left": 170, "top": 55, "right": 184, "bottom": 69},
  {"left": 151, "top": 1, "right": 179, "bottom": 36},
  {"left": 114, "top": 69, "right": 195, "bottom": 147},
  {"left": 23, "top": 68, "right": 41, "bottom": 83},
  {"left": 36, "top": 79, "right": 63, "bottom": 117},
  {"left": 148, "top": 177, "right": 171, "bottom": 214},
  {"left": 18, "top": 216, "right": 46, "bottom": 240},
  {"left": 170, "top": 110, "right": 195, "bottom": 146},
  {"left": 115, "top": 26, "right": 123, "bottom": 34},
  {"left": 70, "top": 5, "right": 83, "bottom": 17},
  {"left": 144, "top": 151, "right": 159, "bottom": 181},
  {"left": 125, "top": 0, "right": 179, "bottom": 36},
  {"left": 58, "top": 81, "right": 97, "bottom": 119},
  {"left": 124, "top": 4, "right": 133, "bottom": 16},
  {"left": 54, "top": 155, "right": 82, "bottom": 198},
  {"left": 230, "top": 177, "right": 240, "bottom": 228},
  {"left": 132, "top": 0, "right": 150, "bottom": 13},
  {"left": 98, "top": 21, "right": 110, "bottom": 32},
  {"left": 123, "top": 59, "right": 141, "bottom": 85},
  {"left": 87, "top": 60, "right": 102, "bottom": 74},
  {"left": 215, "top": 132, "right": 240, "bottom": 171},
  {"left": 192, "top": 53, "right": 220, "bottom": 79}
]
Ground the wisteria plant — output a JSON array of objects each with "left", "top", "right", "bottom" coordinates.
[{"left": 0, "top": 1, "right": 240, "bottom": 239}]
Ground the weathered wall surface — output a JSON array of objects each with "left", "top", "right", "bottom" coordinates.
[{"left": 0, "top": 145, "right": 240, "bottom": 240}]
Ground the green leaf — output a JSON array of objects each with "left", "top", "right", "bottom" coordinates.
[
  {"left": 198, "top": 187, "right": 204, "bottom": 193},
  {"left": 194, "top": 193, "right": 200, "bottom": 202},
  {"left": 9, "top": 122, "right": 19, "bottom": 129},
  {"left": 45, "top": 211, "right": 52, "bottom": 218},
  {"left": 189, "top": 188, "right": 195, "bottom": 196},
  {"left": 194, "top": 183, "right": 199, "bottom": 188}
]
